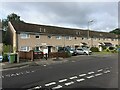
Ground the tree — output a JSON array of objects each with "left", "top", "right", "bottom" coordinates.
[
  {"left": 2, "top": 13, "right": 23, "bottom": 31},
  {"left": 2, "top": 13, "right": 24, "bottom": 44},
  {"left": 110, "top": 28, "right": 120, "bottom": 35}
]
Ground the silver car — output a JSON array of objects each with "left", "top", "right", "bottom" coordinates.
[
  {"left": 0, "top": 54, "right": 3, "bottom": 61},
  {"left": 76, "top": 48, "right": 92, "bottom": 55}
]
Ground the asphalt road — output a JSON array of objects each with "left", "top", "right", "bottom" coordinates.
[{"left": 1, "top": 54, "right": 119, "bottom": 89}]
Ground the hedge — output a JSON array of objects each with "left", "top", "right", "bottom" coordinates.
[{"left": 90, "top": 47, "right": 99, "bottom": 52}]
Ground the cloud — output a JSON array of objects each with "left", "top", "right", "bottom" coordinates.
[{"left": 0, "top": 2, "right": 118, "bottom": 32}]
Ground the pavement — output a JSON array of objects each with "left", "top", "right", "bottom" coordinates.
[
  {"left": 0, "top": 53, "right": 118, "bottom": 71},
  {"left": 1, "top": 57, "right": 69, "bottom": 70}
]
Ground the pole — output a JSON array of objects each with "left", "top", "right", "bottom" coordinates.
[{"left": 87, "top": 20, "right": 94, "bottom": 48}]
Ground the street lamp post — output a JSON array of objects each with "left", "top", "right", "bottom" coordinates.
[{"left": 87, "top": 20, "right": 94, "bottom": 47}]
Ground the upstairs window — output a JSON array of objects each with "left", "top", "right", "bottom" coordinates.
[
  {"left": 76, "top": 32, "right": 80, "bottom": 35},
  {"left": 56, "top": 36, "right": 62, "bottom": 40},
  {"left": 66, "top": 36, "right": 72, "bottom": 40},
  {"left": 20, "top": 33, "right": 30, "bottom": 39}
]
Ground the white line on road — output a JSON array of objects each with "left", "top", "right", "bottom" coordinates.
[
  {"left": 2, "top": 76, "right": 4, "bottom": 78},
  {"left": 76, "top": 78, "right": 85, "bottom": 82},
  {"left": 52, "top": 85, "right": 63, "bottom": 90},
  {"left": 79, "top": 74, "right": 86, "bottom": 77},
  {"left": 95, "top": 73, "right": 103, "bottom": 76},
  {"left": 86, "top": 75, "right": 94, "bottom": 79},
  {"left": 31, "top": 71, "right": 35, "bottom": 73},
  {"left": 69, "top": 76, "right": 78, "bottom": 80},
  {"left": 88, "top": 71, "right": 94, "bottom": 74},
  {"left": 5, "top": 74, "right": 10, "bottom": 77},
  {"left": 65, "top": 81, "right": 74, "bottom": 86},
  {"left": 97, "top": 69, "right": 103, "bottom": 72},
  {"left": 16, "top": 73, "right": 20, "bottom": 75},
  {"left": 11, "top": 74, "right": 16, "bottom": 76},
  {"left": 45, "top": 82, "right": 56, "bottom": 87},
  {"left": 34, "top": 86, "right": 42, "bottom": 89},
  {"left": 43, "top": 65, "right": 47, "bottom": 66},
  {"left": 104, "top": 70, "right": 110, "bottom": 74},
  {"left": 59, "top": 79, "right": 67, "bottom": 83},
  {"left": 26, "top": 71, "right": 30, "bottom": 73}
]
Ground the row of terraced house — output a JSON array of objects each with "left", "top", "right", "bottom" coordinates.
[{"left": 6, "top": 21, "right": 119, "bottom": 53}]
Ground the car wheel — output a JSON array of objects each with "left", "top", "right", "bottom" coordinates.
[{"left": 84, "top": 52, "right": 87, "bottom": 55}]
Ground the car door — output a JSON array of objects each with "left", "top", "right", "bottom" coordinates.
[{"left": 77, "top": 49, "right": 84, "bottom": 54}]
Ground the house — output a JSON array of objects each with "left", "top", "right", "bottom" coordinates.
[
  {"left": 6, "top": 21, "right": 119, "bottom": 53},
  {"left": 0, "top": 20, "right": 3, "bottom": 54}
]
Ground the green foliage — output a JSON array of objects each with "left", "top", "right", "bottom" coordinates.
[
  {"left": 90, "top": 47, "right": 99, "bottom": 52},
  {"left": 65, "top": 52, "right": 72, "bottom": 58},
  {"left": 104, "top": 46, "right": 117, "bottom": 53},
  {"left": 2, "top": 13, "right": 24, "bottom": 31},
  {"left": 110, "top": 28, "right": 120, "bottom": 35},
  {"left": 101, "top": 45, "right": 106, "bottom": 50},
  {"left": 2, "top": 54, "right": 9, "bottom": 62},
  {"left": 3, "top": 44, "right": 12, "bottom": 53}
]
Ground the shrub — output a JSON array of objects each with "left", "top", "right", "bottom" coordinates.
[
  {"left": 109, "top": 47, "right": 115, "bottom": 50},
  {"left": 90, "top": 47, "right": 99, "bottom": 52},
  {"left": 101, "top": 46, "right": 106, "bottom": 50},
  {"left": 2, "top": 54, "right": 9, "bottom": 62},
  {"left": 65, "top": 52, "right": 72, "bottom": 58}
]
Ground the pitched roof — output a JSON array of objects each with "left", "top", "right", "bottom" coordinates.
[{"left": 10, "top": 21, "right": 118, "bottom": 39}]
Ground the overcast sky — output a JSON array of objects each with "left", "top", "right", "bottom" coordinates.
[{"left": 0, "top": 1, "right": 119, "bottom": 32}]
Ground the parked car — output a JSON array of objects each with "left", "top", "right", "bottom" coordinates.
[
  {"left": 0, "top": 54, "right": 3, "bottom": 61},
  {"left": 76, "top": 48, "right": 92, "bottom": 55},
  {"left": 69, "top": 48, "right": 78, "bottom": 56},
  {"left": 58, "top": 47, "right": 77, "bottom": 56}
]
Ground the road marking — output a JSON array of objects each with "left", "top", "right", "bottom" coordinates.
[
  {"left": 45, "top": 82, "right": 56, "bottom": 86},
  {"left": 59, "top": 79, "right": 67, "bottom": 82},
  {"left": 88, "top": 71, "right": 94, "bottom": 74},
  {"left": 79, "top": 74, "right": 86, "bottom": 77},
  {"left": 26, "top": 71, "right": 30, "bottom": 73},
  {"left": 72, "top": 61, "right": 75, "bottom": 62},
  {"left": 43, "top": 65, "right": 46, "bottom": 66},
  {"left": 76, "top": 78, "right": 85, "bottom": 82},
  {"left": 69, "top": 76, "right": 78, "bottom": 80},
  {"left": 86, "top": 75, "right": 94, "bottom": 79},
  {"left": 95, "top": 73, "right": 103, "bottom": 76},
  {"left": 11, "top": 74, "right": 16, "bottom": 76},
  {"left": 52, "top": 85, "right": 63, "bottom": 90},
  {"left": 104, "top": 70, "right": 110, "bottom": 74},
  {"left": 5, "top": 74, "right": 10, "bottom": 77},
  {"left": 97, "top": 69, "right": 103, "bottom": 72},
  {"left": 65, "top": 81, "right": 74, "bottom": 86},
  {"left": 2, "top": 76, "right": 4, "bottom": 78},
  {"left": 31, "top": 71, "right": 35, "bottom": 73},
  {"left": 16, "top": 73, "right": 20, "bottom": 75},
  {"left": 34, "top": 86, "right": 42, "bottom": 89}
]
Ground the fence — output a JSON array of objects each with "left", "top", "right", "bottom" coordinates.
[
  {"left": 18, "top": 51, "right": 70, "bottom": 61},
  {"left": 48, "top": 52, "right": 70, "bottom": 58},
  {"left": 18, "top": 50, "right": 33, "bottom": 61}
]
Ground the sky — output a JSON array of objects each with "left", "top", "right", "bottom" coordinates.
[{"left": 0, "top": 0, "right": 119, "bottom": 32}]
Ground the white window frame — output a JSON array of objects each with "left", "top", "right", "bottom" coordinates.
[
  {"left": 20, "top": 46, "right": 30, "bottom": 51},
  {"left": 20, "top": 33, "right": 30, "bottom": 39},
  {"left": 56, "top": 36, "right": 62, "bottom": 40},
  {"left": 65, "top": 36, "right": 72, "bottom": 40}
]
